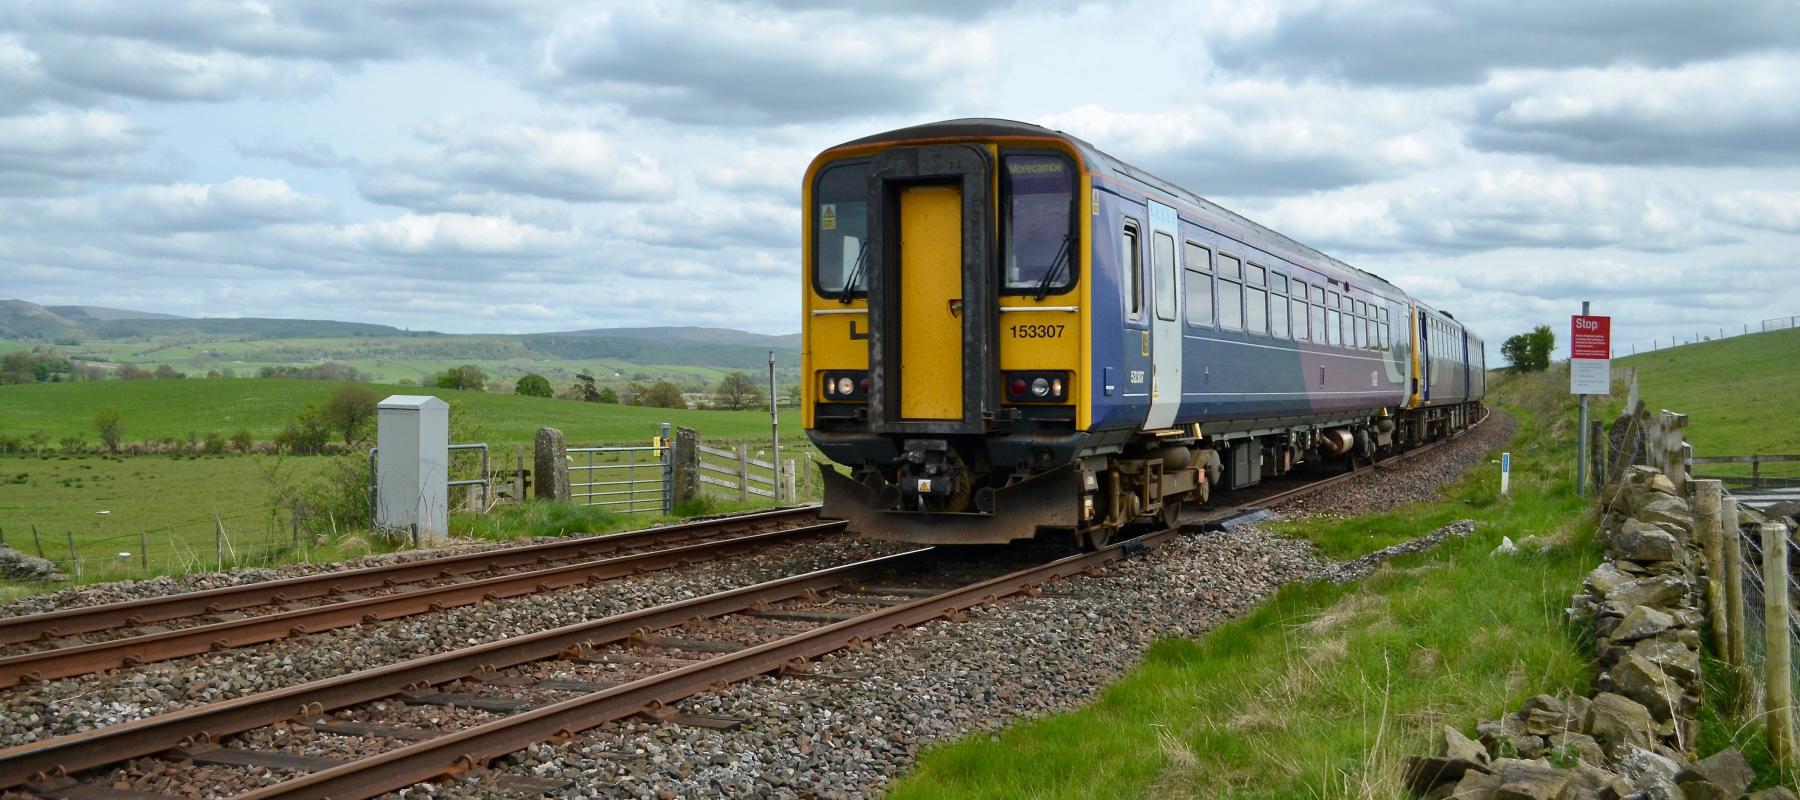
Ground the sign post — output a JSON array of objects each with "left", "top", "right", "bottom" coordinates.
[
  {"left": 1570, "top": 305, "right": 1612, "bottom": 496},
  {"left": 1500, "top": 451, "right": 1511, "bottom": 495}
]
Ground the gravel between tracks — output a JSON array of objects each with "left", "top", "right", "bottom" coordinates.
[{"left": 1, "top": 415, "right": 1512, "bottom": 798}]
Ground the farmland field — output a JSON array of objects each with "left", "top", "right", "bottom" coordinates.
[
  {"left": 0, "top": 379, "right": 804, "bottom": 451},
  {"left": 1618, "top": 326, "right": 1800, "bottom": 478}
]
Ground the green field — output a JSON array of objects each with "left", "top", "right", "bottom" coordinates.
[
  {"left": 1619, "top": 326, "right": 1800, "bottom": 466},
  {"left": 0, "top": 379, "right": 802, "bottom": 451}
]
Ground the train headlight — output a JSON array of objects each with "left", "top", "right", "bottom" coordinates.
[
  {"left": 1003, "top": 371, "right": 1070, "bottom": 403},
  {"left": 820, "top": 371, "right": 869, "bottom": 402}
]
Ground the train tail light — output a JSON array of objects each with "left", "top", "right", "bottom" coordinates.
[{"left": 1004, "top": 371, "right": 1069, "bottom": 403}]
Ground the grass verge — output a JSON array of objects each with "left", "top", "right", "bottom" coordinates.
[{"left": 890, "top": 369, "right": 1609, "bottom": 799}]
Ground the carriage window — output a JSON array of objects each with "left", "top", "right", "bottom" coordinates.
[
  {"left": 1269, "top": 284, "right": 1289, "bottom": 339},
  {"left": 1340, "top": 299, "right": 1353, "bottom": 348},
  {"left": 1366, "top": 317, "right": 1378, "bottom": 351},
  {"left": 1271, "top": 272, "right": 1287, "bottom": 295},
  {"left": 1217, "top": 254, "right": 1244, "bottom": 330},
  {"left": 1184, "top": 242, "right": 1214, "bottom": 328},
  {"left": 1153, "top": 231, "right": 1177, "bottom": 321},
  {"left": 1246, "top": 283, "right": 1268, "bottom": 335},
  {"left": 1122, "top": 221, "right": 1142, "bottom": 318},
  {"left": 1354, "top": 308, "right": 1367, "bottom": 349},
  {"left": 1291, "top": 280, "right": 1309, "bottom": 341},
  {"left": 1247, "top": 264, "right": 1265, "bottom": 286},
  {"left": 1002, "top": 154, "right": 1076, "bottom": 295},
  {"left": 811, "top": 161, "right": 869, "bottom": 297},
  {"left": 1326, "top": 291, "right": 1341, "bottom": 346}
]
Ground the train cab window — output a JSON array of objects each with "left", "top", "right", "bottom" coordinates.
[
  {"left": 1268, "top": 271, "right": 1289, "bottom": 339},
  {"left": 811, "top": 161, "right": 870, "bottom": 298},
  {"left": 1122, "top": 221, "right": 1143, "bottom": 319},
  {"left": 1153, "top": 232, "right": 1177, "bottom": 321},
  {"left": 1217, "top": 254, "right": 1244, "bottom": 330},
  {"left": 1244, "top": 264, "right": 1267, "bottom": 335},
  {"left": 1290, "top": 280, "right": 1309, "bottom": 342},
  {"left": 1184, "top": 242, "right": 1214, "bottom": 328},
  {"left": 1001, "top": 153, "right": 1076, "bottom": 295},
  {"left": 1326, "top": 291, "right": 1341, "bottom": 346}
]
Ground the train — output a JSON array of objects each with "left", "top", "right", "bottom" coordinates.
[{"left": 801, "top": 119, "right": 1484, "bottom": 547}]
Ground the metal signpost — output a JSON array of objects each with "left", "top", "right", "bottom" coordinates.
[{"left": 1570, "top": 304, "right": 1612, "bottom": 496}]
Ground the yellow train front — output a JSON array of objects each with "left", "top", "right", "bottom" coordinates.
[{"left": 802, "top": 119, "right": 1482, "bottom": 547}]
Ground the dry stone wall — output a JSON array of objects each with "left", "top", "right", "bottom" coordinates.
[{"left": 1402, "top": 466, "right": 1794, "bottom": 800}]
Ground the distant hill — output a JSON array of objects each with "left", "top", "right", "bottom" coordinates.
[
  {"left": 0, "top": 299, "right": 801, "bottom": 381},
  {"left": 45, "top": 305, "right": 187, "bottom": 321}
]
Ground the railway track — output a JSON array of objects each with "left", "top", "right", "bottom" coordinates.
[
  {"left": 0, "top": 412, "right": 1488, "bottom": 798},
  {"left": 0, "top": 507, "right": 832, "bottom": 687}
]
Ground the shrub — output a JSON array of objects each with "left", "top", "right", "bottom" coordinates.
[
  {"left": 202, "top": 431, "right": 226, "bottom": 455},
  {"left": 515, "top": 373, "right": 553, "bottom": 398},
  {"left": 94, "top": 408, "right": 124, "bottom": 454},
  {"left": 231, "top": 428, "right": 255, "bottom": 453}
]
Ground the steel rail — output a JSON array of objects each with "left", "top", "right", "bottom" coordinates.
[
  {"left": 0, "top": 521, "right": 844, "bottom": 689},
  {"left": 0, "top": 547, "right": 931, "bottom": 789},
  {"left": 0, "top": 506, "right": 820, "bottom": 645},
  {"left": 235, "top": 528, "right": 1181, "bottom": 800},
  {"left": 1250, "top": 407, "right": 1491, "bottom": 510}
]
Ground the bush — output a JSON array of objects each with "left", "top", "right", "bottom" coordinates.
[
  {"left": 94, "top": 408, "right": 124, "bottom": 454},
  {"left": 202, "top": 431, "right": 226, "bottom": 455},
  {"left": 58, "top": 434, "right": 87, "bottom": 455},
  {"left": 640, "top": 380, "right": 687, "bottom": 409},
  {"left": 515, "top": 373, "right": 553, "bottom": 398},
  {"left": 432, "top": 364, "right": 487, "bottom": 391},
  {"left": 231, "top": 428, "right": 255, "bottom": 453},
  {"left": 323, "top": 384, "right": 382, "bottom": 444},
  {"left": 0, "top": 433, "right": 21, "bottom": 454}
]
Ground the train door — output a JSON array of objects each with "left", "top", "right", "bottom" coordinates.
[
  {"left": 1418, "top": 310, "right": 1432, "bottom": 404},
  {"left": 1460, "top": 330, "right": 1471, "bottom": 402},
  {"left": 1145, "top": 201, "right": 1182, "bottom": 428}
]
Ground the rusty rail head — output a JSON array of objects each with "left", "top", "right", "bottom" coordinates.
[
  {"left": 0, "top": 521, "right": 844, "bottom": 689},
  {"left": 0, "top": 505, "right": 821, "bottom": 645},
  {"left": 231, "top": 528, "right": 1177, "bottom": 800},
  {"left": 0, "top": 545, "right": 926, "bottom": 790}
]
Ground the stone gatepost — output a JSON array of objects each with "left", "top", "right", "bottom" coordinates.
[
  {"left": 672, "top": 427, "right": 699, "bottom": 507},
  {"left": 534, "top": 427, "right": 570, "bottom": 502}
]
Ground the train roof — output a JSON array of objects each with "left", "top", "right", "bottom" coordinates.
[{"left": 828, "top": 118, "right": 1416, "bottom": 305}]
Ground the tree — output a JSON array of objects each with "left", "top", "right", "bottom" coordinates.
[
  {"left": 117, "top": 363, "right": 153, "bottom": 380},
  {"left": 432, "top": 364, "right": 487, "bottom": 391},
  {"left": 621, "top": 382, "right": 647, "bottom": 406},
  {"left": 711, "top": 372, "right": 766, "bottom": 410},
  {"left": 515, "top": 373, "right": 554, "bottom": 398},
  {"left": 572, "top": 373, "right": 601, "bottom": 402},
  {"left": 231, "top": 428, "right": 256, "bottom": 453},
  {"left": 597, "top": 386, "right": 620, "bottom": 404},
  {"left": 640, "top": 380, "right": 687, "bottom": 409},
  {"left": 275, "top": 404, "right": 332, "bottom": 454},
  {"left": 153, "top": 364, "right": 184, "bottom": 379},
  {"left": 94, "top": 408, "right": 124, "bottom": 454},
  {"left": 1502, "top": 325, "right": 1557, "bottom": 372},
  {"left": 323, "top": 384, "right": 382, "bottom": 444}
]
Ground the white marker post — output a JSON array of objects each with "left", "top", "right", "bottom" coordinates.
[{"left": 1500, "top": 451, "right": 1511, "bottom": 496}]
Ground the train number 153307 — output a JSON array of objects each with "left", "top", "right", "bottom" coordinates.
[{"left": 1009, "top": 324, "right": 1065, "bottom": 339}]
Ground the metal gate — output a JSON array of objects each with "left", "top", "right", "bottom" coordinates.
[{"left": 569, "top": 424, "right": 672, "bottom": 514}]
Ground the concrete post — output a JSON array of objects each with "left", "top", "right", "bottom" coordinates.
[
  {"left": 672, "top": 427, "right": 699, "bottom": 507},
  {"left": 533, "top": 427, "right": 570, "bottom": 502},
  {"left": 376, "top": 395, "right": 450, "bottom": 544}
]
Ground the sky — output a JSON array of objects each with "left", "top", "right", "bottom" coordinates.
[{"left": 1, "top": 0, "right": 1797, "bottom": 361}]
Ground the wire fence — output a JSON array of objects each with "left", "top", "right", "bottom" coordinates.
[
  {"left": 1618, "top": 312, "right": 1798, "bottom": 356},
  {"left": 0, "top": 505, "right": 333, "bottom": 590}
]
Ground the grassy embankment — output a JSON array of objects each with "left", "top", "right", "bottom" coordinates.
[
  {"left": 1619, "top": 326, "right": 1800, "bottom": 481},
  {"left": 894, "top": 331, "right": 1800, "bottom": 798}
]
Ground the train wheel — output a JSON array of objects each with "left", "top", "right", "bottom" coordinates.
[{"left": 1160, "top": 499, "right": 1182, "bottom": 530}]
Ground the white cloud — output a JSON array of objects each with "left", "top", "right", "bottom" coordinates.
[
  {"left": 0, "top": 109, "right": 150, "bottom": 194},
  {"left": 358, "top": 118, "right": 672, "bottom": 210},
  {"left": 1708, "top": 190, "right": 1800, "bottom": 235}
]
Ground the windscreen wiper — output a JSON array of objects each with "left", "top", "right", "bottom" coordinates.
[
  {"left": 838, "top": 240, "right": 870, "bottom": 304},
  {"left": 1033, "top": 234, "right": 1073, "bottom": 301}
]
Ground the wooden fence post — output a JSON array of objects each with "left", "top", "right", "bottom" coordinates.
[
  {"left": 784, "top": 459, "right": 797, "bottom": 503},
  {"left": 1763, "top": 521, "right": 1796, "bottom": 768},
  {"left": 31, "top": 525, "right": 43, "bottom": 559},
  {"left": 736, "top": 443, "right": 749, "bottom": 502},
  {"left": 1589, "top": 420, "right": 1607, "bottom": 495},
  {"left": 66, "top": 532, "right": 79, "bottom": 581},
  {"left": 1693, "top": 481, "right": 1728, "bottom": 657},
  {"left": 1721, "top": 495, "right": 1747, "bottom": 668},
  {"left": 214, "top": 513, "right": 225, "bottom": 568},
  {"left": 138, "top": 530, "right": 148, "bottom": 571}
]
